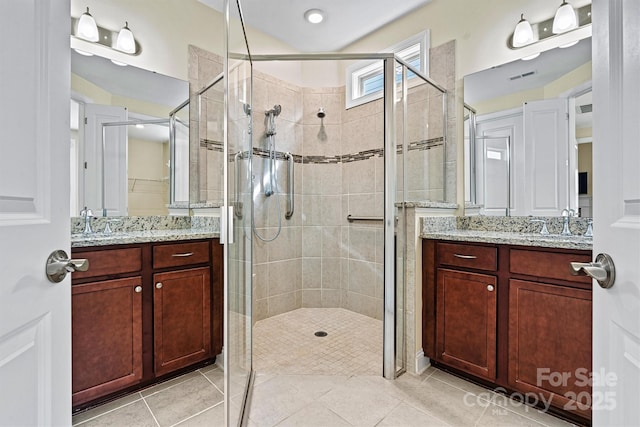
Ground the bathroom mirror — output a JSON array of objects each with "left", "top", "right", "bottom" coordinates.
[
  {"left": 70, "top": 50, "right": 189, "bottom": 217},
  {"left": 464, "top": 38, "right": 592, "bottom": 217}
]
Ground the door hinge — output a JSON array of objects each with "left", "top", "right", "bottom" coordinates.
[
  {"left": 84, "top": 117, "right": 88, "bottom": 125},
  {"left": 84, "top": 161, "right": 87, "bottom": 169}
]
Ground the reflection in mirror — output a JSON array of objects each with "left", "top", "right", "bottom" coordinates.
[
  {"left": 464, "top": 38, "right": 592, "bottom": 217},
  {"left": 70, "top": 50, "right": 188, "bottom": 217}
]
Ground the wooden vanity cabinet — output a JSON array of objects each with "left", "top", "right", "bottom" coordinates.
[
  {"left": 432, "top": 242, "right": 498, "bottom": 381},
  {"left": 436, "top": 269, "right": 497, "bottom": 381},
  {"left": 423, "top": 239, "right": 593, "bottom": 422},
  {"left": 71, "top": 276, "right": 143, "bottom": 407},
  {"left": 71, "top": 239, "right": 222, "bottom": 410},
  {"left": 71, "top": 247, "right": 144, "bottom": 407},
  {"left": 508, "top": 279, "right": 592, "bottom": 418},
  {"left": 152, "top": 241, "right": 212, "bottom": 376}
]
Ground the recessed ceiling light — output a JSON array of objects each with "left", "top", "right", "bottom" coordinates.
[
  {"left": 135, "top": 123, "right": 145, "bottom": 129},
  {"left": 304, "top": 9, "right": 324, "bottom": 24}
]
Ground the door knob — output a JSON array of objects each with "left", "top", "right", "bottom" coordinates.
[
  {"left": 46, "top": 250, "right": 89, "bottom": 283},
  {"left": 570, "top": 253, "right": 616, "bottom": 289}
]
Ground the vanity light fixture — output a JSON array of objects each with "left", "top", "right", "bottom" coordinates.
[
  {"left": 508, "top": 3, "right": 590, "bottom": 55},
  {"left": 115, "top": 22, "right": 136, "bottom": 54},
  {"left": 512, "top": 14, "right": 534, "bottom": 48},
  {"left": 76, "top": 7, "right": 99, "bottom": 42},
  {"left": 552, "top": 1, "right": 578, "bottom": 34},
  {"left": 304, "top": 9, "right": 325, "bottom": 24},
  {"left": 72, "top": 9, "right": 140, "bottom": 59}
]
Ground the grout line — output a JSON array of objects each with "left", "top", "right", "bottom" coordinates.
[
  {"left": 473, "top": 398, "right": 491, "bottom": 427},
  {"left": 399, "top": 399, "right": 454, "bottom": 427},
  {"left": 373, "top": 400, "right": 403, "bottom": 427},
  {"left": 141, "top": 395, "right": 161, "bottom": 427},
  {"left": 199, "top": 369, "right": 225, "bottom": 396},
  {"left": 170, "top": 401, "right": 223, "bottom": 427},
  {"left": 141, "top": 375, "right": 197, "bottom": 399},
  {"left": 72, "top": 394, "right": 144, "bottom": 426}
]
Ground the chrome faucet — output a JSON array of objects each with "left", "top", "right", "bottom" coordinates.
[
  {"left": 530, "top": 218, "right": 550, "bottom": 235},
  {"left": 80, "top": 206, "right": 94, "bottom": 234},
  {"left": 584, "top": 220, "right": 593, "bottom": 237},
  {"left": 561, "top": 208, "right": 575, "bottom": 236}
]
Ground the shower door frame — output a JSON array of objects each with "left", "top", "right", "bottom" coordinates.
[{"left": 244, "top": 52, "right": 445, "bottom": 379}]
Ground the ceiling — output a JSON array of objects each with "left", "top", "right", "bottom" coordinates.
[
  {"left": 464, "top": 38, "right": 592, "bottom": 130},
  {"left": 71, "top": 50, "right": 188, "bottom": 143},
  {"left": 71, "top": 50, "right": 188, "bottom": 109},
  {"left": 199, "top": 0, "right": 433, "bottom": 52},
  {"left": 464, "top": 38, "right": 592, "bottom": 105}
]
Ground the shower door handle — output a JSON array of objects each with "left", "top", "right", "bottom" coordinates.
[
  {"left": 220, "top": 206, "right": 234, "bottom": 245},
  {"left": 285, "top": 152, "right": 294, "bottom": 220}
]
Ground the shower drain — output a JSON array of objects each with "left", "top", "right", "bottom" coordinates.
[{"left": 314, "top": 331, "right": 328, "bottom": 337}]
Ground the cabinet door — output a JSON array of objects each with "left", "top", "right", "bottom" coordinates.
[
  {"left": 508, "top": 279, "right": 592, "bottom": 418},
  {"left": 154, "top": 267, "right": 211, "bottom": 376},
  {"left": 72, "top": 277, "right": 143, "bottom": 406},
  {"left": 436, "top": 269, "right": 497, "bottom": 380}
]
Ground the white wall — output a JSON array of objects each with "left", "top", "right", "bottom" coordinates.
[
  {"left": 342, "top": 0, "right": 591, "bottom": 78},
  {"left": 70, "top": 0, "right": 298, "bottom": 81}
]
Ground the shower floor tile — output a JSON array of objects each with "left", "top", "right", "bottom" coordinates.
[{"left": 253, "top": 308, "right": 383, "bottom": 375}]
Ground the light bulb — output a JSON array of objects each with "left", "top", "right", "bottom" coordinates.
[
  {"left": 115, "top": 22, "right": 136, "bottom": 54},
  {"left": 552, "top": 1, "right": 577, "bottom": 34},
  {"left": 513, "top": 14, "right": 534, "bottom": 47},
  {"left": 77, "top": 7, "right": 99, "bottom": 42}
]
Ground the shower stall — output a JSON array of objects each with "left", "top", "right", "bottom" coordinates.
[{"left": 191, "top": 2, "right": 451, "bottom": 425}]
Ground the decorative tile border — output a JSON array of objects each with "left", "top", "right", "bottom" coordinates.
[{"left": 200, "top": 136, "right": 444, "bottom": 165}]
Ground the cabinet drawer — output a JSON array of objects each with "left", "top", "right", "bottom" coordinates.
[
  {"left": 72, "top": 248, "right": 142, "bottom": 280},
  {"left": 437, "top": 242, "right": 497, "bottom": 272},
  {"left": 153, "top": 241, "right": 210, "bottom": 269},
  {"left": 510, "top": 249, "right": 592, "bottom": 285}
]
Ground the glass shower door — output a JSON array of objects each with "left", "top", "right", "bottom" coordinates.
[{"left": 224, "top": 0, "right": 253, "bottom": 425}]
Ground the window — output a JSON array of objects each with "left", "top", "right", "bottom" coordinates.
[{"left": 346, "top": 31, "right": 430, "bottom": 109}]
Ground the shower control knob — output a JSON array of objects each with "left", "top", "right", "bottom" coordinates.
[{"left": 156, "top": 282, "right": 163, "bottom": 289}]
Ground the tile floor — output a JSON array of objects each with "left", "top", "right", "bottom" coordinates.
[
  {"left": 72, "top": 365, "right": 225, "bottom": 426},
  {"left": 73, "top": 308, "right": 576, "bottom": 427},
  {"left": 253, "top": 308, "right": 382, "bottom": 375}
]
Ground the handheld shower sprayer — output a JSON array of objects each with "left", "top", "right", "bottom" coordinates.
[{"left": 264, "top": 105, "right": 282, "bottom": 197}]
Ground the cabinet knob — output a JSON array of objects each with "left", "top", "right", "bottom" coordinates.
[
  {"left": 134, "top": 286, "right": 142, "bottom": 293},
  {"left": 487, "top": 285, "right": 495, "bottom": 292},
  {"left": 156, "top": 282, "right": 163, "bottom": 289}
]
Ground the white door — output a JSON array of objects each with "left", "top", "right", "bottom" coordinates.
[
  {"left": 475, "top": 110, "right": 523, "bottom": 216},
  {"left": 0, "top": 0, "right": 71, "bottom": 425},
  {"left": 592, "top": 0, "right": 640, "bottom": 425},
  {"left": 523, "top": 98, "right": 569, "bottom": 216},
  {"left": 83, "top": 104, "right": 128, "bottom": 216}
]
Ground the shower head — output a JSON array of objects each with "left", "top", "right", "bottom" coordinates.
[
  {"left": 266, "top": 105, "right": 282, "bottom": 116},
  {"left": 317, "top": 107, "right": 326, "bottom": 118}
]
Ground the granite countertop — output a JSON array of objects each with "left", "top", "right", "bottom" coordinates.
[
  {"left": 71, "top": 228, "right": 220, "bottom": 248},
  {"left": 421, "top": 229, "right": 592, "bottom": 250}
]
